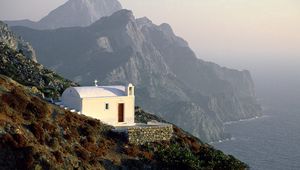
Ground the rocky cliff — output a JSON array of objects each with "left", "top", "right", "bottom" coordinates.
[
  {"left": 0, "top": 41, "right": 76, "bottom": 98},
  {"left": 0, "top": 21, "right": 36, "bottom": 62},
  {"left": 5, "top": 0, "right": 122, "bottom": 30},
  {"left": 11, "top": 9, "right": 261, "bottom": 142},
  {"left": 136, "top": 17, "right": 261, "bottom": 122}
]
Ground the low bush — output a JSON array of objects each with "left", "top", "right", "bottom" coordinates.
[{"left": 154, "top": 144, "right": 203, "bottom": 169}]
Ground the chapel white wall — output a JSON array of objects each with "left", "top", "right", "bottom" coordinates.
[{"left": 82, "top": 96, "right": 135, "bottom": 126}]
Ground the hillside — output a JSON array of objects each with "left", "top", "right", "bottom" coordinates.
[{"left": 11, "top": 9, "right": 262, "bottom": 142}]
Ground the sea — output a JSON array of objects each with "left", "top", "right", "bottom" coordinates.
[{"left": 212, "top": 108, "right": 300, "bottom": 170}]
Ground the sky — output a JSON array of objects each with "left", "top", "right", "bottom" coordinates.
[
  {"left": 0, "top": 0, "right": 65, "bottom": 21},
  {"left": 0, "top": 0, "right": 300, "bottom": 106}
]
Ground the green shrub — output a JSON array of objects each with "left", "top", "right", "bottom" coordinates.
[{"left": 154, "top": 144, "right": 204, "bottom": 169}]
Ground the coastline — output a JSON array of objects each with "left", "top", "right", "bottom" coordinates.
[{"left": 223, "top": 115, "right": 269, "bottom": 126}]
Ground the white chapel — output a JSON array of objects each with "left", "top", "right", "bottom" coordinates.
[{"left": 61, "top": 83, "right": 135, "bottom": 126}]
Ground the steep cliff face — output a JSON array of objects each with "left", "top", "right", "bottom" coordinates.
[
  {"left": 11, "top": 10, "right": 261, "bottom": 142},
  {"left": 5, "top": 0, "right": 122, "bottom": 30},
  {"left": 0, "top": 21, "right": 36, "bottom": 62},
  {"left": 159, "top": 102, "right": 228, "bottom": 141},
  {"left": 136, "top": 18, "right": 261, "bottom": 122}
]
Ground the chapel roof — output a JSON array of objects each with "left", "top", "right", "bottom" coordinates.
[{"left": 67, "top": 86, "right": 126, "bottom": 98}]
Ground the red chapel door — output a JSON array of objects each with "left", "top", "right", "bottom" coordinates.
[{"left": 118, "top": 103, "right": 124, "bottom": 122}]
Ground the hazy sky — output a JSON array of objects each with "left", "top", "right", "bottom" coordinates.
[
  {"left": 120, "top": 0, "right": 300, "bottom": 70},
  {"left": 1, "top": 0, "right": 300, "bottom": 103}
]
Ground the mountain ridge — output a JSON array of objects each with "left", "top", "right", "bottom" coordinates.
[{"left": 5, "top": 0, "right": 122, "bottom": 30}]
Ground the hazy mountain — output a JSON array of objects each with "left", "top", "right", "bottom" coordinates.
[
  {"left": 136, "top": 17, "right": 261, "bottom": 122},
  {"left": 11, "top": 10, "right": 261, "bottom": 142},
  {"left": 5, "top": 0, "right": 122, "bottom": 30},
  {"left": 0, "top": 21, "right": 37, "bottom": 62}
]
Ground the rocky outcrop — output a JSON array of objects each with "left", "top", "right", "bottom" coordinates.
[
  {"left": 5, "top": 0, "right": 122, "bottom": 29},
  {"left": 0, "top": 42, "right": 76, "bottom": 98},
  {"left": 11, "top": 10, "right": 261, "bottom": 142},
  {"left": 0, "top": 21, "right": 36, "bottom": 62},
  {"left": 97, "top": 37, "right": 113, "bottom": 52}
]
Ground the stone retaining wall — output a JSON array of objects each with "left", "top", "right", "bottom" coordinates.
[
  {"left": 115, "top": 123, "right": 173, "bottom": 145},
  {"left": 127, "top": 124, "right": 173, "bottom": 145}
]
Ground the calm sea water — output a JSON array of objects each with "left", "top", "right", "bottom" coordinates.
[{"left": 212, "top": 109, "right": 300, "bottom": 170}]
